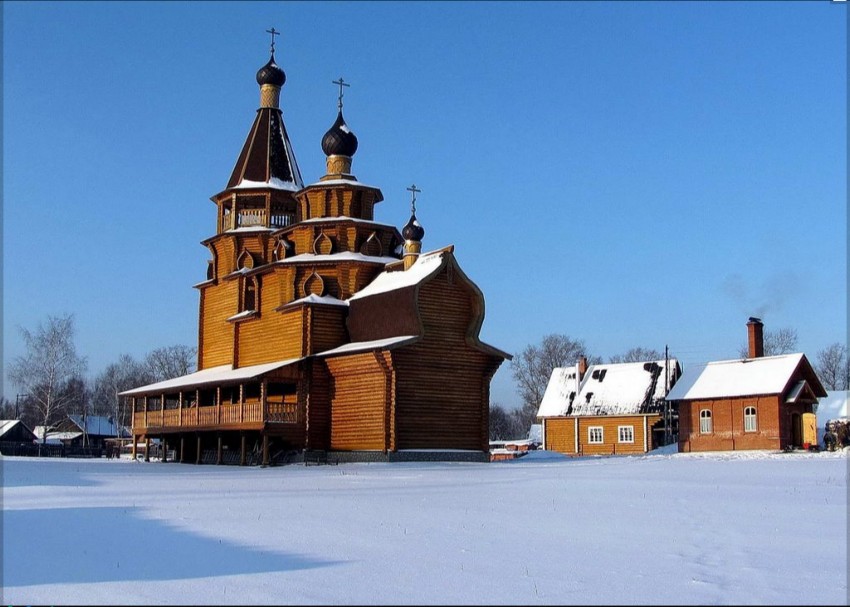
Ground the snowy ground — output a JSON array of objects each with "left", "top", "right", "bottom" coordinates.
[{"left": 2, "top": 448, "right": 847, "bottom": 605}]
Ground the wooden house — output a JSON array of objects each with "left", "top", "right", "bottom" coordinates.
[
  {"left": 666, "top": 318, "right": 827, "bottom": 452},
  {"left": 0, "top": 420, "right": 37, "bottom": 443},
  {"left": 537, "top": 356, "right": 681, "bottom": 456},
  {"left": 34, "top": 415, "right": 128, "bottom": 448},
  {"left": 121, "top": 42, "right": 509, "bottom": 465}
]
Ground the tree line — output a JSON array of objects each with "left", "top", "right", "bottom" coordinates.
[
  {"left": 3, "top": 314, "right": 196, "bottom": 440},
  {"left": 490, "top": 330, "right": 849, "bottom": 441}
]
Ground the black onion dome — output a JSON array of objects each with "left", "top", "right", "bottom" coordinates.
[
  {"left": 321, "top": 111, "right": 359, "bottom": 157},
  {"left": 402, "top": 213, "right": 425, "bottom": 241},
  {"left": 256, "top": 56, "right": 286, "bottom": 87}
]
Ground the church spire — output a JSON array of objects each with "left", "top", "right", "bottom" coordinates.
[{"left": 225, "top": 29, "right": 303, "bottom": 192}]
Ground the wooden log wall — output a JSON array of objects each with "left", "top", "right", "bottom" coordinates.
[
  {"left": 325, "top": 352, "right": 391, "bottom": 451},
  {"left": 237, "top": 307, "right": 305, "bottom": 366},
  {"left": 200, "top": 280, "right": 237, "bottom": 368},
  {"left": 390, "top": 269, "right": 499, "bottom": 451}
]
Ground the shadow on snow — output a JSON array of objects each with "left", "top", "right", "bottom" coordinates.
[{"left": 3, "top": 506, "right": 341, "bottom": 586}]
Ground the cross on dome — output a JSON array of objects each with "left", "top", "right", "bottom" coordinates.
[
  {"left": 406, "top": 184, "right": 421, "bottom": 214},
  {"left": 333, "top": 77, "right": 350, "bottom": 111},
  {"left": 266, "top": 27, "right": 280, "bottom": 56}
]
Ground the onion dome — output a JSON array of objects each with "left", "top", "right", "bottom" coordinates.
[
  {"left": 256, "top": 56, "right": 286, "bottom": 87},
  {"left": 402, "top": 213, "right": 425, "bottom": 242},
  {"left": 321, "top": 111, "right": 359, "bottom": 157}
]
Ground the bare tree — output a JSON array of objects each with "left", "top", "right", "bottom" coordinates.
[
  {"left": 144, "top": 345, "right": 197, "bottom": 382},
  {"left": 511, "top": 334, "right": 598, "bottom": 432},
  {"left": 609, "top": 347, "right": 663, "bottom": 364},
  {"left": 815, "top": 343, "right": 849, "bottom": 391},
  {"left": 92, "top": 354, "right": 152, "bottom": 435},
  {"left": 489, "top": 403, "right": 524, "bottom": 441},
  {"left": 738, "top": 327, "right": 798, "bottom": 358},
  {"left": 8, "top": 314, "right": 87, "bottom": 443},
  {"left": 0, "top": 396, "right": 17, "bottom": 420}
]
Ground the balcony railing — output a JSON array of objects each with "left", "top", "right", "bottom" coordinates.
[{"left": 134, "top": 399, "right": 294, "bottom": 432}]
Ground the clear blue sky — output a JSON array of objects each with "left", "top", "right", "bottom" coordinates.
[{"left": 3, "top": 1, "right": 847, "bottom": 409}]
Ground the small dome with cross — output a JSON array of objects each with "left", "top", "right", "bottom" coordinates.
[
  {"left": 256, "top": 56, "right": 286, "bottom": 87},
  {"left": 402, "top": 213, "right": 425, "bottom": 242},
  {"left": 321, "top": 111, "right": 359, "bottom": 158}
]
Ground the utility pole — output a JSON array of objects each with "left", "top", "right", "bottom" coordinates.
[{"left": 664, "top": 345, "right": 670, "bottom": 446}]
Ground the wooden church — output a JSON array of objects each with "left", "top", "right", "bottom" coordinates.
[{"left": 122, "top": 37, "right": 509, "bottom": 465}]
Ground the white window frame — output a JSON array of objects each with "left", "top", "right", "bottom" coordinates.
[
  {"left": 618, "top": 425, "right": 634, "bottom": 443},
  {"left": 588, "top": 426, "right": 604, "bottom": 444},
  {"left": 744, "top": 406, "right": 757, "bottom": 432},
  {"left": 699, "top": 409, "right": 712, "bottom": 434}
]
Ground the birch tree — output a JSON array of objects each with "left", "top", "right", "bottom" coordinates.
[{"left": 8, "top": 314, "right": 87, "bottom": 443}]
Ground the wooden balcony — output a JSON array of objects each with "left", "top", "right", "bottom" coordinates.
[{"left": 133, "top": 400, "right": 297, "bottom": 434}]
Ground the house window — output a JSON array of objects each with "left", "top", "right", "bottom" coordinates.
[
  {"left": 588, "top": 426, "right": 603, "bottom": 444},
  {"left": 744, "top": 406, "right": 757, "bottom": 432},
  {"left": 699, "top": 409, "right": 712, "bottom": 434},
  {"left": 618, "top": 426, "right": 634, "bottom": 443}
]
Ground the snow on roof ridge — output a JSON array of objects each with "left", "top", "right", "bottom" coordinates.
[
  {"left": 233, "top": 177, "right": 300, "bottom": 192},
  {"left": 348, "top": 249, "right": 447, "bottom": 301}
]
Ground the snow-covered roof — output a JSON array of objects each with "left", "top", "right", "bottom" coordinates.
[
  {"left": 317, "top": 335, "right": 419, "bottom": 358},
  {"left": 817, "top": 390, "right": 849, "bottom": 425},
  {"left": 537, "top": 359, "right": 680, "bottom": 418},
  {"left": 299, "top": 216, "right": 396, "bottom": 229},
  {"left": 0, "top": 419, "right": 32, "bottom": 439},
  {"left": 284, "top": 294, "right": 349, "bottom": 307},
  {"left": 224, "top": 226, "right": 276, "bottom": 233},
  {"left": 348, "top": 250, "right": 446, "bottom": 301},
  {"left": 665, "top": 353, "right": 806, "bottom": 401},
  {"left": 120, "top": 357, "right": 302, "bottom": 396},
  {"left": 537, "top": 365, "right": 583, "bottom": 418},
  {"left": 274, "top": 252, "right": 399, "bottom": 266},
  {"left": 232, "top": 177, "right": 300, "bottom": 192},
  {"left": 33, "top": 427, "right": 83, "bottom": 443}
]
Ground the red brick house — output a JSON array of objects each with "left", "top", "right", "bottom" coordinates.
[{"left": 666, "top": 318, "right": 827, "bottom": 452}]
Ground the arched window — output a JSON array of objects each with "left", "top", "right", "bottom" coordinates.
[
  {"left": 699, "top": 409, "right": 712, "bottom": 434},
  {"left": 744, "top": 406, "right": 757, "bottom": 432}
]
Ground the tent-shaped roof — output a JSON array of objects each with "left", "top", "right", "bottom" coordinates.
[{"left": 665, "top": 352, "right": 826, "bottom": 401}]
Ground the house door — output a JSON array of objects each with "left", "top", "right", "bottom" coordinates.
[{"left": 790, "top": 413, "right": 802, "bottom": 448}]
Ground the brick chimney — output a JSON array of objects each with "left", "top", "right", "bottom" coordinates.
[
  {"left": 747, "top": 317, "right": 764, "bottom": 358},
  {"left": 577, "top": 356, "right": 588, "bottom": 380}
]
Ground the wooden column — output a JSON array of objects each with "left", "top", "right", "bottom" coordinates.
[
  {"left": 180, "top": 436, "right": 185, "bottom": 463},
  {"left": 161, "top": 435, "right": 167, "bottom": 462},
  {"left": 239, "top": 384, "right": 244, "bottom": 423},
  {"left": 196, "top": 434, "right": 202, "bottom": 465},
  {"left": 240, "top": 433, "right": 247, "bottom": 466},
  {"left": 216, "top": 387, "right": 221, "bottom": 424},
  {"left": 262, "top": 434, "right": 269, "bottom": 467},
  {"left": 144, "top": 438, "right": 151, "bottom": 462},
  {"left": 131, "top": 433, "right": 137, "bottom": 460},
  {"left": 217, "top": 433, "right": 223, "bottom": 465},
  {"left": 178, "top": 391, "right": 183, "bottom": 427}
]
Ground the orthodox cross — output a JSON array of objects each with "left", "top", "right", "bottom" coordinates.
[
  {"left": 406, "top": 184, "right": 421, "bottom": 214},
  {"left": 333, "top": 77, "right": 350, "bottom": 111},
  {"left": 266, "top": 27, "right": 280, "bottom": 55}
]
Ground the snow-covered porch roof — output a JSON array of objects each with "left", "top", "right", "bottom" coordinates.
[{"left": 119, "top": 357, "right": 303, "bottom": 396}]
